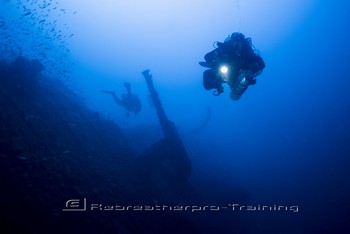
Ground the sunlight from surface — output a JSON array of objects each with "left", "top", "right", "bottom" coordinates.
[{"left": 59, "top": 0, "right": 315, "bottom": 84}]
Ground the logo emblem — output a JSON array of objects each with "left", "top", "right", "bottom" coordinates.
[{"left": 62, "top": 198, "right": 87, "bottom": 211}]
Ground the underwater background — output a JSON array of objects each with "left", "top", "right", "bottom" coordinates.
[{"left": 1, "top": 0, "right": 349, "bottom": 233}]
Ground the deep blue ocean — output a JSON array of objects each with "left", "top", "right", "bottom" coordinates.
[{"left": 1, "top": 0, "right": 349, "bottom": 233}]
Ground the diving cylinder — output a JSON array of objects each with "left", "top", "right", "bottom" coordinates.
[{"left": 230, "top": 73, "right": 249, "bottom": 100}]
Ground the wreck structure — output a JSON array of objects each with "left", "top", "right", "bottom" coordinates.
[{"left": 137, "top": 69, "right": 192, "bottom": 184}]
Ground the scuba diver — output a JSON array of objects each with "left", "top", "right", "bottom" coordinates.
[
  {"left": 101, "top": 82, "right": 141, "bottom": 116},
  {"left": 199, "top": 32, "right": 265, "bottom": 100}
]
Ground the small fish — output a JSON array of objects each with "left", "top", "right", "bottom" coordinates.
[
  {"left": 23, "top": 12, "right": 31, "bottom": 16},
  {"left": 73, "top": 11, "right": 77, "bottom": 14}
]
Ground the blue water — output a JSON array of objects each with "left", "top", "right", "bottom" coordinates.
[{"left": 1, "top": 0, "right": 350, "bottom": 233}]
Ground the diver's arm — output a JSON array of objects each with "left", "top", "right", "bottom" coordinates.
[
  {"left": 100, "top": 90, "right": 123, "bottom": 106},
  {"left": 100, "top": 90, "right": 114, "bottom": 94}
]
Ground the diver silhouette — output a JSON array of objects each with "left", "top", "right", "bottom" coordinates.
[
  {"left": 101, "top": 82, "right": 141, "bottom": 116},
  {"left": 200, "top": 32, "right": 265, "bottom": 100}
]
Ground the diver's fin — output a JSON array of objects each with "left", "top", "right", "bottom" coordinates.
[{"left": 199, "top": 61, "right": 211, "bottom": 68}]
